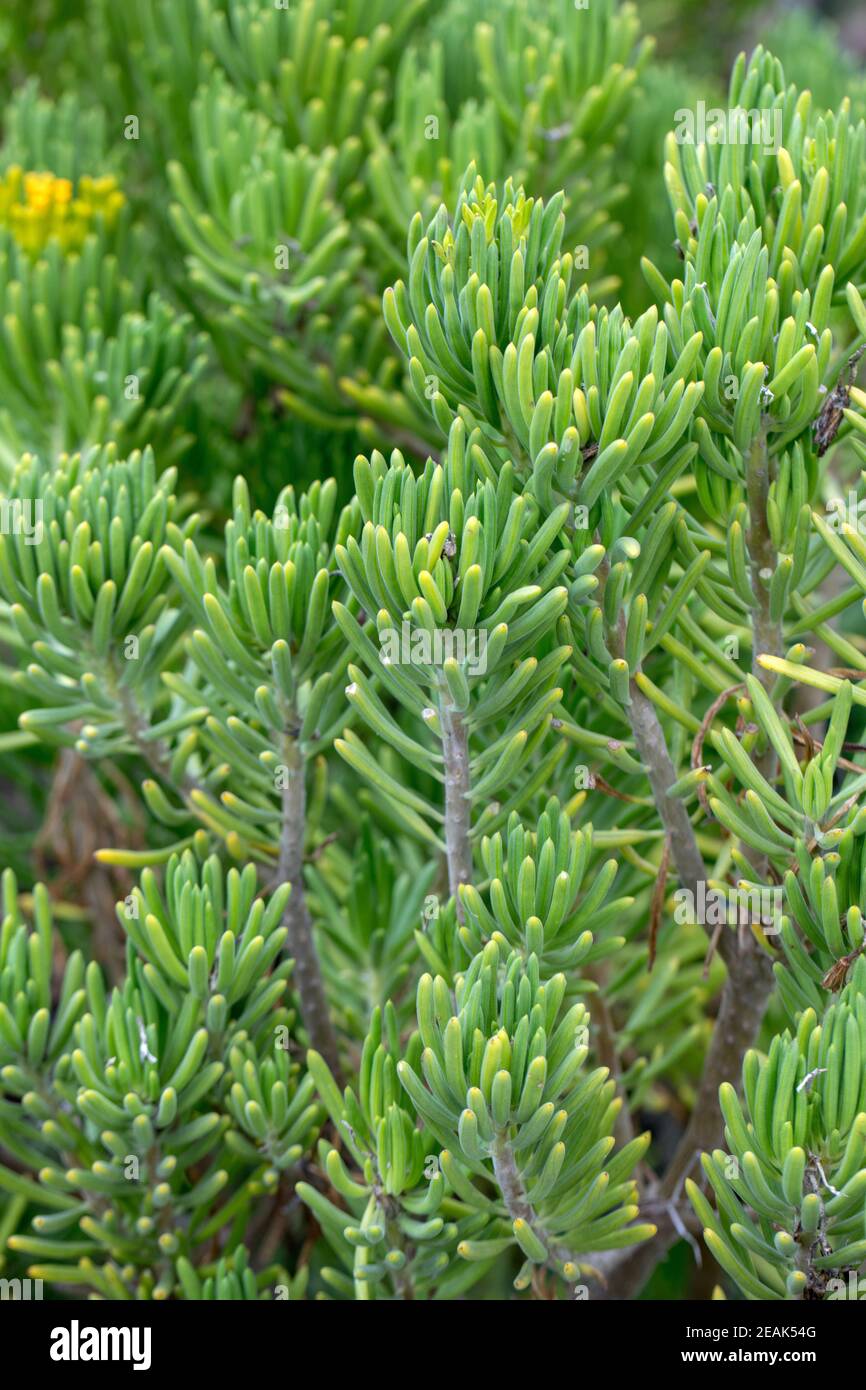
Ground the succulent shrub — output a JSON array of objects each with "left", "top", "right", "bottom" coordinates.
[{"left": 4, "top": 1, "right": 866, "bottom": 1308}]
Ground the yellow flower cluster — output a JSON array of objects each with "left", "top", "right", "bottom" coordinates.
[{"left": 0, "top": 167, "right": 125, "bottom": 255}]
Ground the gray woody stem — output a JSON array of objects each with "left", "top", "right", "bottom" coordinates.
[
  {"left": 278, "top": 742, "right": 341, "bottom": 1078},
  {"left": 591, "top": 670, "right": 770, "bottom": 1296},
  {"left": 746, "top": 428, "right": 782, "bottom": 697},
  {"left": 626, "top": 675, "right": 708, "bottom": 912},
  {"left": 597, "top": 453, "right": 781, "bottom": 1295},
  {"left": 490, "top": 1133, "right": 576, "bottom": 1281},
  {"left": 590, "top": 930, "right": 772, "bottom": 1298},
  {"left": 605, "top": 570, "right": 709, "bottom": 925},
  {"left": 439, "top": 688, "right": 473, "bottom": 917}
]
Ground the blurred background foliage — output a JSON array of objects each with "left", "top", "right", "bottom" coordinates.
[
  {"left": 2, "top": 2, "right": 864, "bottom": 499},
  {"left": 4, "top": 2, "right": 863, "bottom": 496}
]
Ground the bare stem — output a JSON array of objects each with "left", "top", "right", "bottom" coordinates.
[
  {"left": 626, "top": 676, "right": 709, "bottom": 912},
  {"left": 603, "top": 570, "right": 709, "bottom": 929},
  {"left": 593, "top": 432, "right": 783, "bottom": 1298},
  {"left": 490, "top": 1133, "right": 535, "bottom": 1225},
  {"left": 439, "top": 689, "right": 473, "bottom": 917},
  {"left": 278, "top": 741, "right": 341, "bottom": 1079},
  {"left": 384, "top": 1206, "right": 416, "bottom": 1300},
  {"left": 490, "top": 1132, "right": 575, "bottom": 1280},
  {"left": 115, "top": 678, "right": 202, "bottom": 799},
  {"left": 747, "top": 429, "right": 781, "bottom": 694},
  {"left": 592, "top": 986, "right": 635, "bottom": 1149}
]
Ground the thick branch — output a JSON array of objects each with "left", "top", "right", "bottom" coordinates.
[
  {"left": 589, "top": 926, "right": 773, "bottom": 1298},
  {"left": 586, "top": 679, "right": 772, "bottom": 1295},
  {"left": 278, "top": 743, "right": 341, "bottom": 1078},
  {"left": 594, "top": 432, "right": 783, "bottom": 1298},
  {"left": 664, "top": 934, "right": 772, "bottom": 1196}
]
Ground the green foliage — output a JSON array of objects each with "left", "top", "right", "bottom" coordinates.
[
  {"left": 688, "top": 969, "right": 866, "bottom": 1300},
  {"left": 0, "top": 856, "right": 310, "bottom": 1298},
  {"left": 458, "top": 798, "right": 629, "bottom": 978},
  {"left": 5, "top": 0, "right": 866, "bottom": 1305},
  {"left": 85, "top": 0, "right": 650, "bottom": 448},
  {"left": 399, "top": 941, "right": 653, "bottom": 1281},
  {"left": 160, "top": 472, "right": 358, "bottom": 858},
  {"left": 384, "top": 168, "right": 703, "bottom": 506},
  {"left": 168, "top": 78, "right": 388, "bottom": 434},
  {"left": 334, "top": 427, "right": 572, "bottom": 842},
  {"left": 0, "top": 446, "right": 196, "bottom": 759},
  {"left": 0, "top": 88, "right": 208, "bottom": 472},
  {"left": 298, "top": 1004, "right": 491, "bottom": 1300}
]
